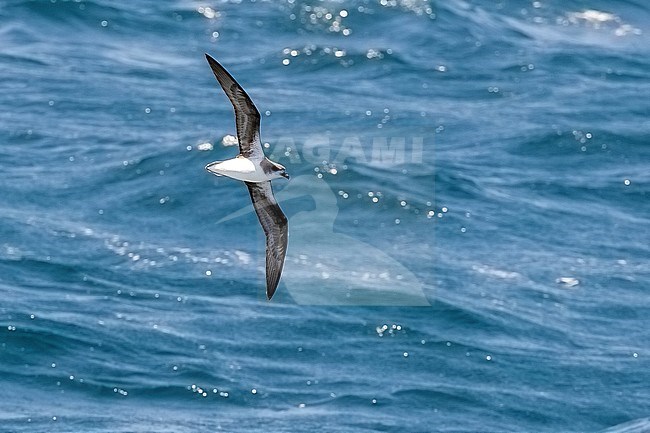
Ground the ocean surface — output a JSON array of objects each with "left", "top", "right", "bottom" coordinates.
[{"left": 1, "top": 0, "right": 649, "bottom": 431}]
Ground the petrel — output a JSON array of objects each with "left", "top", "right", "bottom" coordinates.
[{"left": 204, "top": 53, "right": 289, "bottom": 300}]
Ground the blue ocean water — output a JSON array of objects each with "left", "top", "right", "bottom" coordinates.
[{"left": 1, "top": 0, "right": 649, "bottom": 431}]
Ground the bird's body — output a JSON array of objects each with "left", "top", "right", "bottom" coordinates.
[
  {"left": 207, "top": 156, "right": 285, "bottom": 183},
  {"left": 204, "top": 53, "right": 289, "bottom": 300}
]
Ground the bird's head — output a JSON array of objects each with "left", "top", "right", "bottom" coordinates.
[{"left": 271, "top": 162, "right": 290, "bottom": 180}]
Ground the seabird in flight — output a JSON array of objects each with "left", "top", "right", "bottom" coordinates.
[{"left": 204, "top": 53, "right": 289, "bottom": 300}]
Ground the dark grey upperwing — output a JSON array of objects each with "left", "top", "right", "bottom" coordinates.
[
  {"left": 245, "top": 181, "right": 288, "bottom": 299},
  {"left": 205, "top": 53, "right": 263, "bottom": 160}
]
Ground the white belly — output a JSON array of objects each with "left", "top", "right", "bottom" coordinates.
[{"left": 206, "top": 157, "right": 269, "bottom": 182}]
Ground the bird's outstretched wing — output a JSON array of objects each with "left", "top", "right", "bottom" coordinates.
[
  {"left": 205, "top": 54, "right": 263, "bottom": 160},
  {"left": 245, "top": 181, "right": 288, "bottom": 299}
]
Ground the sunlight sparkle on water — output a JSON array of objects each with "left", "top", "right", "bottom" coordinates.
[
  {"left": 197, "top": 6, "right": 219, "bottom": 19},
  {"left": 221, "top": 134, "right": 237, "bottom": 147},
  {"left": 197, "top": 142, "right": 213, "bottom": 151}
]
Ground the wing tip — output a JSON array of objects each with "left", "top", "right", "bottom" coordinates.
[
  {"left": 205, "top": 53, "right": 222, "bottom": 71},
  {"left": 265, "top": 267, "right": 284, "bottom": 300},
  {"left": 266, "top": 277, "right": 279, "bottom": 300}
]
